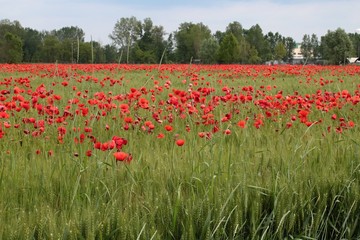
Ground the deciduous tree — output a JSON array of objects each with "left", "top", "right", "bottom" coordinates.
[
  {"left": 174, "top": 22, "right": 211, "bottom": 63},
  {"left": 321, "top": 28, "right": 353, "bottom": 64},
  {"left": 109, "top": 16, "right": 141, "bottom": 63},
  {"left": 199, "top": 37, "right": 219, "bottom": 64},
  {"left": 217, "top": 33, "right": 240, "bottom": 63}
]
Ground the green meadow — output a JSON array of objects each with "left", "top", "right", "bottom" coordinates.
[{"left": 0, "top": 64, "right": 359, "bottom": 239}]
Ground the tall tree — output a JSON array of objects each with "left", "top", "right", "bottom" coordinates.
[
  {"left": 0, "top": 19, "right": 24, "bottom": 63},
  {"left": 225, "top": 21, "right": 243, "bottom": 42},
  {"left": 199, "top": 37, "right": 219, "bottom": 64},
  {"left": 274, "top": 42, "right": 286, "bottom": 61},
  {"left": 245, "top": 24, "right": 267, "bottom": 62},
  {"left": 300, "top": 34, "right": 312, "bottom": 61},
  {"left": 284, "top": 37, "right": 296, "bottom": 63},
  {"left": 40, "top": 35, "right": 61, "bottom": 62},
  {"left": 109, "top": 16, "right": 141, "bottom": 63},
  {"left": 348, "top": 32, "right": 360, "bottom": 57},
  {"left": 174, "top": 22, "right": 211, "bottom": 62},
  {"left": 217, "top": 33, "right": 240, "bottom": 63},
  {"left": 265, "top": 32, "right": 284, "bottom": 61},
  {"left": 0, "top": 19, "right": 24, "bottom": 38},
  {"left": 23, "top": 28, "right": 42, "bottom": 62},
  {"left": 133, "top": 18, "right": 166, "bottom": 63},
  {"left": 103, "top": 44, "right": 118, "bottom": 63},
  {"left": 248, "top": 46, "right": 261, "bottom": 64},
  {"left": 321, "top": 28, "right": 353, "bottom": 64},
  {"left": 310, "top": 34, "right": 320, "bottom": 60},
  {"left": 53, "top": 26, "right": 85, "bottom": 42},
  {"left": 0, "top": 32, "right": 23, "bottom": 63}
]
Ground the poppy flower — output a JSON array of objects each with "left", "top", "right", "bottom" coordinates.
[
  {"left": 224, "top": 129, "right": 231, "bottom": 135},
  {"left": 86, "top": 150, "right": 92, "bottom": 157},
  {"left": 348, "top": 121, "right": 355, "bottom": 128},
  {"left": 112, "top": 136, "right": 128, "bottom": 150},
  {"left": 164, "top": 125, "right": 173, "bottom": 132},
  {"left": 113, "top": 151, "right": 132, "bottom": 163},
  {"left": 176, "top": 139, "right": 185, "bottom": 146},
  {"left": 157, "top": 133, "right": 165, "bottom": 139},
  {"left": 237, "top": 120, "right": 246, "bottom": 128},
  {"left": 48, "top": 150, "right": 53, "bottom": 156}
]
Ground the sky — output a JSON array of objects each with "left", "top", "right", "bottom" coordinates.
[{"left": 1, "top": 0, "right": 360, "bottom": 45}]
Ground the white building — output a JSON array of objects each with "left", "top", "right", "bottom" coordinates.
[{"left": 292, "top": 43, "right": 304, "bottom": 64}]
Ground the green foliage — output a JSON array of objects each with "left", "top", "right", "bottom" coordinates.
[
  {"left": 0, "top": 17, "right": 359, "bottom": 64},
  {"left": 22, "top": 28, "right": 42, "bottom": 62},
  {"left": 0, "top": 32, "right": 23, "bottom": 63},
  {"left": 301, "top": 34, "right": 319, "bottom": 62},
  {"left": 40, "top": 35, "right": 61, "bottom": 62},
  {"left": 284, "top": 37, "right": 296, "bottom": 62},
  {"left": 109, "top": 16, "right": 141, "bottom": 63},
  {"left": 199, "top": 37, "right": 219, "bottom": 64},
  {"left": 321, "top": 28, "right": 353, "bottom": 64},
  {"left": 174, "top": 22, "right": 212, "bottom": 62},
  {"left": 245, "top": 24, "right": 267, "bottom": 62},
  {"left": 274, "top": 41, "right": 286, "bottom": 61},
  {"left": 1, "top": 65, "right": 359, "bottom": 239},
  {"left": 217, "top": 33, "right": 240, "bottom": 63}
]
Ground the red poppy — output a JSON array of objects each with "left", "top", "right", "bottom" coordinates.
[
  {"left": 86, "top": 150, "right": 92, "bottom": 157},
  {"left": 113, "top": 151, "right": 132, "bottom": 163},
  {"left": 157, "top": 133, "right": 165, "bottom": 139},
  {"left": 224, "top": 129, "right": 231, "bottom": 135},
  {"left": 237, "top": 120, "right": 246, "bottom": 128},
  {"left": 348, "top": 121, "right": 355, "bottom": 128},
  {"left": 164, "top": 125, "right": 173, "bottom": 132},
  {"left": 176, "top": 139, "right": 185, "bottom": 146},
  {"left": 112, "top": 136, "right": 128, "bottom": 150}
]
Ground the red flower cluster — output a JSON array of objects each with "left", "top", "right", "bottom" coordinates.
[{"left": 0, "top": 63, "right": 358, "bottom": 162}]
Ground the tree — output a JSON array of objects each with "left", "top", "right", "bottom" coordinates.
[
  {"left": 109, "top": 16, "right": 141, "bottom": 63},
  {"left": 300, "top": 34, "right": 312, "bottom": 61},
  {"left": 78, "top": 42, "right": 92, "bottom": 63},
  {"left": 23, "top": 28, "right": 42, "bottom": 62},
  {"left": 310, "top": 34, "right": 320, "bottom": 60},
  {"left": 225, "top": 21, "right": 243, "bottom": 42},
  {"left": 274, "top": 41, "right": 286, "bottom": 61},
  {"left": 284, "top": 37, "right": 296, "bottom": 63},
  {"left": 174, "top": 22, "right": 211, "bottom": 62},
  {"left": 199, "top": 37, "right": 219, "bottom": 64},
  {"left": 0, "top": 19, "right": 24, "bottom": 63},
  {"left": 214, "top": 30, "right": 225, "bottom": 44},
  {"left": 103, "top": 44, "right": 118, "bottom": 63},
  {"left": 133, "top": 18, "right": 166, "bottom": 63},
  {"left": 301, "top": 34, "right": 320, "bottom": 63},
  {"left": 0, "top": 19, "right": 24, "bottom": 38},
  {"left": 348, "top": 32, "right": 360, "bottom": 57},
  {"left": 164, "top": 34, "right": 176, "bottom": 63},
  {"left": 217, "top": 33, "right": 240, "bottom": 63},
  {"left": 264, "top": 32, "right": 284, "bottom": 61},
  {"left": 248, "top": 46, "right": 261, "bottom": 64},
  {"left": 245, "top": 24, "right": 267, "bottom": 62},
  {"left": 40, "top": 35, "right": 61, "bottom": 62},
  {"left": 321, "top": 28, "right": 353, "bottom": 64},
  {"left": 0, "top": 32, "right": 23, "bottom": 63},
  {"left": 53, "top": 26, "right": 85, "bottom": 42}
]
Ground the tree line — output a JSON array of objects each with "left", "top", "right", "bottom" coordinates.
[{"left": 0, "top": 18, "right": 359, "bottom": 65}]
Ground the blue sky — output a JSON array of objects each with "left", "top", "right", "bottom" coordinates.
[{"left": 1, "top": 0, "right": 359, "bottom": 45}]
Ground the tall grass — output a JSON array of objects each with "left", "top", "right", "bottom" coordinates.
[{"left": 0, "top": 64, "right": 359, "bottom": 239}]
